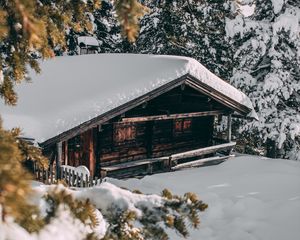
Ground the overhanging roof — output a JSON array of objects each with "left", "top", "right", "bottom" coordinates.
[{"left": 0, "top": 54, "right": 257, "bottom": 145}]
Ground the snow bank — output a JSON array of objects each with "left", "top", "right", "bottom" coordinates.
[
  {"left": 0, "top": 54, "right": 256, "bottom": 142},
  {"left": 1, "top": 155, "right": 299, "bottom": 240},
  {"left": 73, "top": 182, "right": 162, "bottom": 217},
  {"left": 0, "top": 182, "right": 164, "bottom": 240},
  {"left": 110, "top": 155, "right": 300, "bottom": 240}
]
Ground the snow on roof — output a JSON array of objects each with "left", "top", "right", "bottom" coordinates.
[
  {"left": 77, "top": 36, "right": 99, "bottom": 47},
  {"left": 0, "top": 54, "right": 257, "bottom": 142}
]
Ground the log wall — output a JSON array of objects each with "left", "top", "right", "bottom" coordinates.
[{"left": 60, "top": 85, "right": 229, "bottom": 176}]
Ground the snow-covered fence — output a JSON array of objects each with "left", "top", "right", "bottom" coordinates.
[{"left": 33, "top": 163, "right": 103, "bottom": 187}]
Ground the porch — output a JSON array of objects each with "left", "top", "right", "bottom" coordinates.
[{"left": 100, "top": 141, "right": 236, "bottom": 179}]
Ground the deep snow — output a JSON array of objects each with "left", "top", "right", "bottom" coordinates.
[
  {"left": 1, "top": 155, "right": 299, "bottom": 240},
  {"left": 110, "top": 155, "right": 300, "bottom": 240}
]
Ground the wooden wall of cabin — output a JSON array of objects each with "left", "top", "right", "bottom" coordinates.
[
  {"left": 58, "top": 85, "right": 230, "bottom": 176},
  {"left": 61, "top": 128, "right": 97, "bottom": 177},
  {"left": 97, "top": 116, "right": 214, "bottom": 169},
  {"left": 95, "top": 85, "right": 226, "bottom": 170}
]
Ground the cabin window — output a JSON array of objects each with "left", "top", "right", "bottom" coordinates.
[
  {"left": 174, "top": 119, "right": 192, "bottom": 134},
  {"left": 114, "top": 124, "right": 136, "bottom": 143}
]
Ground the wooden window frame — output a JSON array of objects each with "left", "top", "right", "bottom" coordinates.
[
  {"left": 173, "top": 118, "right": 192, "bottom": 136},
  {"left": 113, "top": 123, "right": 137, "bottom": 145}
]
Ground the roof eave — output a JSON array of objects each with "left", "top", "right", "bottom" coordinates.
[
  {"left": 185, "top": 75, "right": 253, "bottom": 116},
  {"left": 41, "top": 73, "right": 254, "bottom": 148}
]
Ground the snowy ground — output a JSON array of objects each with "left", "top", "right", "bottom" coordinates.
[{"left": 110, "top": 155, "right": 300, "bottom": 240}]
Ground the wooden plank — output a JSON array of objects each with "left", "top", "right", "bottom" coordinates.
[
  {"left": 171, "top": 155, "right": 229, "bottom": 170},
  {"left": 101, "top": 156, "right": 169, "bottom": 172},
  {"left": 56, "top": 142, "right": 62, "bottom": 179},
  {"left": 227, "top": 114, "right": 232, "bottom": 142},
  {"left": 186, "top": 77, "right": 251, "bottom": 115},
  {"left": 64, "top": 140, "right": 68, "bottom": 165},
  {"left": 85, "top": 174, "right": 89, "bottom": 187},
  {"left": 121, "top": 110, "right": 228, "bottom": 123},
  {"left": 72, "top": 170, "right": 75, "bottom": 187},
  {"left": 50, "top": 165, "right": 53, "bottom": 184},
  {"left": 171, "top": 142, "right": 236, "bottom": 161},
  {"left": 88, "top": 129, "right": 95, "bottom": 178},
  {"left": 80, "top": 173, "right": 84, "bottom": 188},
  {"left": 68, "top": 169, "right": 72, "bottom": 187}
]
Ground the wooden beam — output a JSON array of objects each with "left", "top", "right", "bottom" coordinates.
[
  {"left": 121, "top": 110, "right": 228, "bottom": 123},
  {"left": 171, "top": 142, "right": 236, "bottom": 161},
  {"left": 101, "top": 156, "right": 169, "bottom": 172},
  {"left": 56, "top": 141, "right": 62, "bottom": 179},
  {"left": 64, "top": 140, "right": 68, "bottom": 165},
  {"left": 185, "top": 78, "right": 251, "bottom": 115},
  {"left": 88, "top": 129, "right": 95, "bottom": 178},
  {"left": 227, "top": 114, "right": 232, "bottom": 142},
  {"left": 171, "top": 155, "right": 230, "bottom": 170}
]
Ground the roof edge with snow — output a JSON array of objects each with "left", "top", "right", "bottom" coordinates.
[
  {"left": 41, "top": 73, "right": 255, "bottom": 147},
  {"left": 0, "top": 54, "right": 257, "bottom": 145}
]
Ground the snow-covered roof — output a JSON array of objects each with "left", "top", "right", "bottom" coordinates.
[
  {"left": 0, "top": 54, "right": 257, "bottom": 143},
  {"left": 77, "top": 36, "right": 99, "bottom": 47}
]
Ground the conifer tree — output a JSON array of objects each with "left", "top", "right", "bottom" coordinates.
[
  {"left": 135, "top": 0, "right": 238, "bottom": 80},
  {"left": 0, "top": 0, "right": 147, "bottom": 105},
  {"left": 94, "top": 0, "right": 123, "bottom": 53},
  {"left": 0, "top": 119, "right": 45, "bottom": 232},
  {"left": 227, "top": 0, "right": 300, "bottom": 159}
]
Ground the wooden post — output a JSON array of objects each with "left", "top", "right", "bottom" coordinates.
[
  {"left": 89, "top": 129, "right": 95, "bottom": 178},
  {"left": 37, "top": 167, "right": 41, "bottom": 181},
  {"left": 80, "top": 173, "right": 84, "bottom": 187},
  {"left": 64, "top": 140, "right": 68, "bottom": 165},
  {"left": 50, "top": 165, "right": 53, "bottom": 184},
  {"left": 85, "top": 174, "right": 89, "bottom": 187},
  {"left": 68, "top": 169, "right": 72, "bottom": 187},
  {"left": 227, "top": 114, "right": 232, "bottom": 142},
  {"left": 72, "top": 170, "right": 75, "bottom": 187},
  {"left": 76, "top": 172, "right": 79, "bottom": 187},
  {"left": 94, "top": 176, "right": 98, "bottom": 186},
  {"left": 89, "top": 176, "right": 93, "bottom": 187},
  {"left": 45, "top": 169, "right": 49, "bottom": 185},
  {"left": 95, "top": 127, "right": 101, "bottom": 178},
  {"left": 56, "top": 142, "right": 62, "bottom": 179},
  {"left": 60, "top": 167, "right": 64, "bottom": 181}
]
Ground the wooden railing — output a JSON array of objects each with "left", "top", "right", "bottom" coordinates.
[
  {"left": 33, "top": 163, "right": 103, "bottom": 187},
  {"left": 101, "top": 142, "right": 236, "bottom": 178},
  {"left": 34, "top": 142, "right": 236, "bottom": 181}
]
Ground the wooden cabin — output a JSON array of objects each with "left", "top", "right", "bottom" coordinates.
[
  {"left": 77, "top": 36, "right": 99, "bottom": 55},
  {"left": 0, "top": 54, "right": 257, "bottom": 179}
]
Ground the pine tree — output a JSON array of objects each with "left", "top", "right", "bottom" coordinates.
[
  {"left": 0, "top": 119, "right": 45, "bottom": 232},
  {"left": 94, "top": 0, "right": 123, "bottom": 53},
  {"left": 65, "top": 0, "right": 125, "bottom": 55},
  {"left": 0, "top": 0, "right": 147, "bottom": 105},
  {"left": 228, "top": 0, "right": 300, "bottom": 159},
  {"left": 136, "top": 0, "right": 193, "bottom": 56},
  {"left": 135, "top": 0, "right": 237, "bottom": 80},
  {"left": 195, "top": 0, "right": 238, "bottom": 80}
]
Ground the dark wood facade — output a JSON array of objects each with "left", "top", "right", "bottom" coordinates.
[{"left": 42, "top": 75, "right": 252, "bottom": 179}]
